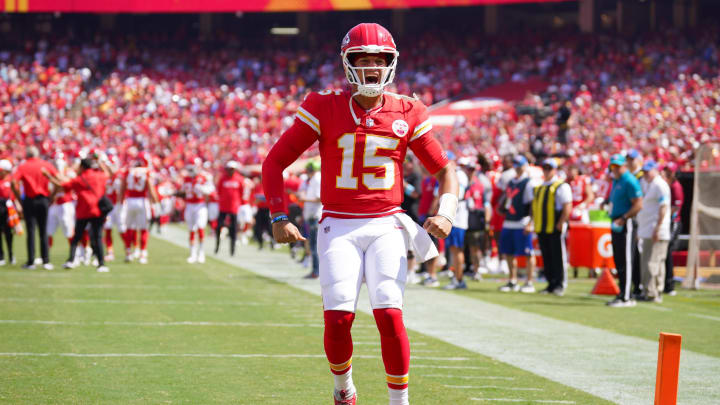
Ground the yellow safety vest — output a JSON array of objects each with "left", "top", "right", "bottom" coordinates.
[{"left": 532, "top": 181, "right": 564, "bottom": 234}]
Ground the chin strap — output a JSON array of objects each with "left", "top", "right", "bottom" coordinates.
[{"left": 349, "top": 91, "right": 362, "bottom": 125}]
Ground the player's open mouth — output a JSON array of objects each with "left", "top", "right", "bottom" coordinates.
[{"left": 365, "top": 75, "right": 379, "bottom": 84}]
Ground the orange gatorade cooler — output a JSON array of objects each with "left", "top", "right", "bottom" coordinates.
[{"left": 568, "top": 210, "right": 615, "bottom": 269}]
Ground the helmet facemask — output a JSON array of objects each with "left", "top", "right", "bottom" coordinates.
[{"left": 342, "top": 47, "right": 398, "bottom": 98}]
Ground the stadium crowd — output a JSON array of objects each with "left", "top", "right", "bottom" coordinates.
[{"left": 0, "top": 26, "right": 716, "bottom": 299}]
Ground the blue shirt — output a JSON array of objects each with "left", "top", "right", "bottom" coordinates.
[{"left": 609, "top": 171, "right": 643, "bottom": 219}]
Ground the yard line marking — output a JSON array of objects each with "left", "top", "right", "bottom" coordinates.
[
  {"left": 689, "top": 313, "right": 720, "bottom": 322},
  {"left": 0, "top": 352, "right": 468, "bottom": 361},
  {"left": 470, "top": 399, "right": 575, "bottom": 404},
  {"left": 157, "top": 225, "right": 720, "bottom": 405},
  {"left": 420, "top": 375, "right": 514, "bottom": 380},
  {"left": 642, "top": 304, "right": 672, "bottom": 312},
  {"left": 412, "top": 365, "right": 487, "bottom": 370},
  {"left": 0, "top": 297, "right": 286, "bottom": 307},
  {"left": 0, "top": 283, "right": 238, "bottom": 290},
  {"left": 445, "top": 385, "right": 542, "bottom": 391},
  {"left": 0, "top": 320, "right": 325, "bottom": 328}
]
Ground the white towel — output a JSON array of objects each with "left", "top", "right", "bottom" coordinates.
[{"left": 393, "top": 213, "right": 439, "bottom": 263}]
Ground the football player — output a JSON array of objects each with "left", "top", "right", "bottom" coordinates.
[
  {"left": 182, "top": 159, "right": 213, "bottom": 263},
  {"left": 119, "top": 152, "right": 159, "bottom": 264},
  {"left": 262, "top": 23, "right": 458, "bottom": 405}
]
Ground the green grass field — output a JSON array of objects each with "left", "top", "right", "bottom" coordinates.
[{"left": 0, "top": 230, "right": 717, "bottom": 404}]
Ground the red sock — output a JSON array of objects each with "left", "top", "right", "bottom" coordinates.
[
  {"left": 324, "top": 310, "right": 355, "bottom": 375},
  {"left": 197, "top": 228, "right": 205, "bottom": 243},
  {"left": 67, "top": 237, "right": 73, "bottom": 247},
  {"left": 130, "top": 230, "right": 138, "bottom": 248},
  {"left": 48, "top": 236, "right": 53, "bottom": 248},
  {"left": 189, "top": 231, "right": 195, "bottom": 243},
  {"left": 121, "top": 231, "right": 131, "bottom": 249},
  {"left": 373, "top": 308, "right": 410, "bottom": 390},
  {"left": 81, "top": 231, "right": 89, "bottom": 247},
  {"left": 209, "top": 220, "right": 218, "bottom": 231},
  {"left": 105, "top": 229, "right": 113, "bottom": 249},
  {"left": 140, "top": 230, "right": 149, "bottom": 250}
]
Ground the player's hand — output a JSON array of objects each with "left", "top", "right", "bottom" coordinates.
[
  {"left": 272, "top": 221, "right": 306, "bottom": 244},
  {"left": 423, "top": 215, "right": 452, "bottom": 239}
]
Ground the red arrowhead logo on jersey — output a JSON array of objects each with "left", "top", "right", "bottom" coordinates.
[{"left": 392, "top": 120, "right": 409, "bottom": 137}]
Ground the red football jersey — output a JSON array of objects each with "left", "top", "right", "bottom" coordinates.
[
  {"left": 570, "top": 175, "right": 591, "bottom": 207},
  {"left": 106, "top": 172, "right": 123, "bottom": 204},
  {"left": 182, "top": 174, "right": 211, "bottom": 204},
  {"left": 125, "top": 167, "right": 153, "bottom": 198},
  {"left": 294, "top": 90, "right": 447, "bottom": 218},
  {"left": 217, "top": 172, "right": 244, "bottom": 213}
]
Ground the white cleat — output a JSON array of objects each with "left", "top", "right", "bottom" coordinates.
[
  {"left": 197, "top": 251, "right": 206, "bottom": 264},
  {"left": 43, "top": 263, "right": 54, "bottom": 271},
  {"left": 187, "top": 255, "right": 197, "bottom": 264},
  {"left": 34, "top": 258, "right": 43, "bottom": 265},
  {"left": 138, "top": 250, "right": 148, "bottom": 264},
  {"left": 96, "top": 266, "right": 110, "bottom": 273},
  {"left": 105, "top": 253, "right": 115, "bottom": 262},
  {"left": 63, "top": 261, "right": 76, "bottom": 270},
  {"left": 0, "top": 260, "right": 6, "bottom": 266}
]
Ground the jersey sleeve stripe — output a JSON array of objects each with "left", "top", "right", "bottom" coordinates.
[
  {"left": 296, "top": 107, "right": 320, "bottom": 134},
  {"left": 410, "top": 120, "right": 432, "bottom": 142}
]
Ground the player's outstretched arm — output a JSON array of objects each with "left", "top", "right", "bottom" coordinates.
[
  {"left": 262, "top": 123, "right": 317, "bottom": 244},
  {"left": 423, "top": 161, "right": 458, "bottom": 239}
]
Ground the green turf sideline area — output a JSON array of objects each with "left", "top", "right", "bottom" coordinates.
[
  {"left": 155, "top": 226, "right": 719, "bottom": 405},
  {"left": 1, "top": 231, "right": 610, "bottom": 405}
]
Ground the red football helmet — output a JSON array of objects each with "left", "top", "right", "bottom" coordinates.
[{"left": 341, "top": 23, "right": 398, "bottom": 98}]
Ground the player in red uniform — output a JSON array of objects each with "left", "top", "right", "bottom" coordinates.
[
  {"left": 567, "top": 165, "right": 595, "bottom": 222},
  {"left": 119, "top": 153, "right": 159, "bottom": 264},
  {"left": 262, "top": 23, "right": 458, "bottom": 405},
  {"left": 182, "top": 160, "right": 213, "bottom": 263}
]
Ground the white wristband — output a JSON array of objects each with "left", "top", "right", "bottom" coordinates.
[{"left": 437, "top": 193, "right": 458, "bottom": 225}]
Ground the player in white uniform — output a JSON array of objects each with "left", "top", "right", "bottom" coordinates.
[
  {"left": 46, "top": 154, "right": 76, "bottom": 256},
  {"left": 182, "top": 161, "right": 214, "bottom": 263},
  {"left": 119, "top": 153, "right": 159, "bottom": 264}
]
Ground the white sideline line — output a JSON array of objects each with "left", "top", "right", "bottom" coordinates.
[
  {"left": 156, "top": 225, "right": 720, "bottom": 405},
  {"left": 421, "top": 375, "right": 514, "bottom": 380},
  {"left": 0, "top": 352, "right": 469, "bottom": 361},
  {"left": 0, "top": 320, "right": 325, "bottom": 328},
  {"left": 689, "top": 313, "right": 720, "bottom": 322},
  {"left": 471, "top": 399, "right": 575, "bottom": 404},
  {"left": 445, "top": 385, "right": 542, "bottom": 391}
]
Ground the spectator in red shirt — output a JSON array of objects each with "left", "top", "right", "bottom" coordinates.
[
  {"left": 44, "top": 158, "right": 110, "bottom": 272},
  {"left": 214, "top": 161, "right": 244, "bottom": 256},
  {"left": 11, "top": 146, "right": 58, "bottom": 270},
  {"left": 0, "top": 159, "right": 16, "bottom": 266}
]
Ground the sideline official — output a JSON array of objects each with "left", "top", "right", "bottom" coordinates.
[
  {"left": 607, "top": 154, "right": 643, "bottom": 307},
  {"left": 531, "top": 158, "right": 572, "bottom": 296},
  {"left": 11, "top": 146, "right": 58, "bottom": 270}
]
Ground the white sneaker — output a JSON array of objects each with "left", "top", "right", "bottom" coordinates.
[
  {"left": 186, "top": 255, "right": 197, "bottom": 264},
  {"left": 92, "top": 258, "right": 99, "bottom": 266},
  {"left": 105, "top": 253, "right": 115, "bottom": 262},
  {"left": 96, "top": 266, "right": 110, "bottom": 273},
  {"left": 138, "top": 250, "right": 148, "bottom": 264},
  {"left": 63, "top": 261, "right": 76, "bottom": 269},
  {"left": 520, "top": 282, "right": 536, "bottom": 293},
  {"left": 0, "top": 260, "right": 6, "bottom": 266},
  {"left": 84, "top": 248, "right": 93, "bottom": 266},
  {"left": 132, "top": 249, "right": 141, "bottom": 261},
  {"left": 197, "top": 251, "right": 206, "bottom": 264},
  {"left": 43, "top": 263, "right": 54, "bottom": 271}
]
